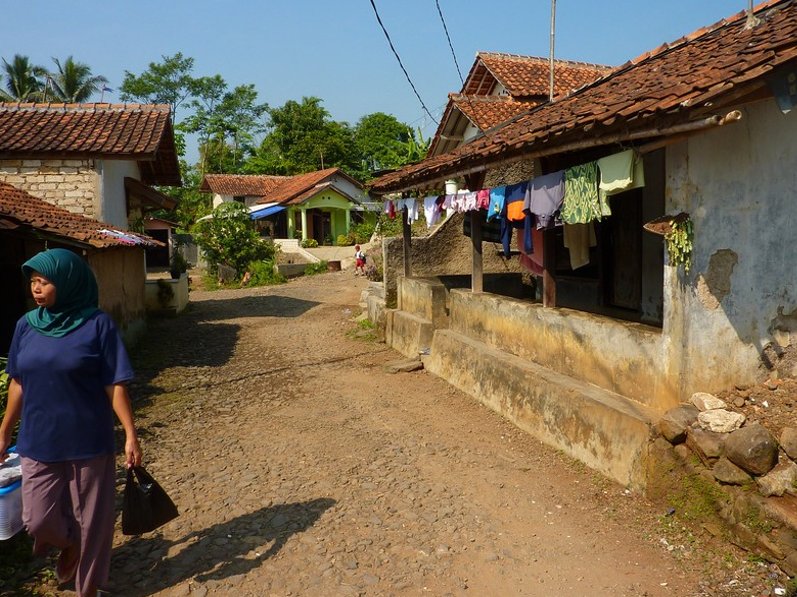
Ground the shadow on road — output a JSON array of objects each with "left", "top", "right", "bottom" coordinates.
[
  {"left": 112, "top": 497, "right": 336, "bottom": 596},
  {"left": 187, "top": 294, "right": 321, "bottom": 322}
]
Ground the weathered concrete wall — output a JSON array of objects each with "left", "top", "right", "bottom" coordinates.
[
  {"left": 88, "top": 248, "right": 146, "bottom": 343},
  {"left": 665, "top": 99, "right": 797, "bottom": 395},
  {"left": 145, "top": 274, "right": 189, "bottom": 315},
  {"left": 398, "top": 277, "right": 449, "bottom": 327},
  {"left": 0, "top": 158, "right": 100, "bottom": 219},
  {"left": 425, "top": 328, "right": 656, "bottom": 488},
  {"left": 446, "top": 289, "right": 678, "bottom": 411}
]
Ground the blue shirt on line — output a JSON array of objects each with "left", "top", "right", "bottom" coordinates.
[{"left": 6, "top": 311, "right": 134, "bottom": 462}]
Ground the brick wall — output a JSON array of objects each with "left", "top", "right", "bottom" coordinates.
[{"left": 0, "top": 158, "right": 100, "bottom": 219}]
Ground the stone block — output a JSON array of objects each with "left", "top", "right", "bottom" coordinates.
[
  {"left": 658, "top": 405, "right": 698, "bottom": 444},
  {"left": 756, "top": 461, "right": 797, "bottom": 497},
  {"left": 713, "top": 457, "right": 752, "bottom": 485},
  {"left": 698, "top": 409, "right": 745, "bottom": 433},
  {"left": 691, "top": 392, "right": 728, "bottom": 411},
  {"left": 780, "top": 428, "right": 797, "bottom": 461},
  {"left": 725, "top": 423, "right": 779, "bottom": 476},
  {"left": 687, "top": 427, "right": 725, "bottom": 460}
]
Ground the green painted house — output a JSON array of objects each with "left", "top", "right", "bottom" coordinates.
[{"left": 201, "top": 168, "right": 378, "bottom": 244}]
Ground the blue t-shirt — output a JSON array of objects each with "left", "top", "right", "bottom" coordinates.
[{"left": 6, "top": 311, "right": 134, "bottom": 462}]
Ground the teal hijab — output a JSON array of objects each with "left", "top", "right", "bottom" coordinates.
[{"left": 22, "top": 248, "right": 99, "bottom": 337}]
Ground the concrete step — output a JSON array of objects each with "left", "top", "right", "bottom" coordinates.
[
  {"left": 387, "top": 310, "right": 435, "bottom": 359},
  {"left": 424, "top": 329, "right": 657, "bottom": 488}
]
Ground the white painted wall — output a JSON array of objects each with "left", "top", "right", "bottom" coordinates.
[
  {"left": 99, "top": 159, "right": 140, "bottom": 229},
  {"left": 327, "top": 174, "right": 368, "bottom": 203},
  {"left": 665, "top": 99, "right": 797, "bottom": 393},
  {"left": 212, "top": 192, "right": 230, "bottom": 208}
]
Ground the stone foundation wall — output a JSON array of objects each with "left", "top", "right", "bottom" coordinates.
[{"left": 0, "top": 159, "right": 99, "bottom": 218}]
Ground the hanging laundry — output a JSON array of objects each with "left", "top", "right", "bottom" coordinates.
[
  {"left": 476, "top": 189, "right": 490, "bottom": 210},
  {"left": 563, "top": 222, "right": 597, "bottom": 270},
  {"left": 463, "top": 191, "right": 478, "bottom": 212},
  {"left": 463, "top": 211, "right": 503, "bottom": 243},
  {"left": 404, "top": 198, "right": 419, "bottom": 224},
  {"left": 504, "top": 181, "right": 529, "bottom": 222},
  {"left": 516, "top": 225, "right": 544, "bottom": 276},
  {"left": 487, "top": 186, "right": 506, "bottom": 222},
  {"left": 597, "top": 149, "right": 635, "bottom": 194},
  {"left": 442, "top": 194, "right": 455, "bottom": 210},
  {"left": 562, "top": 162, "right": 601, "bottom": 225},
  {"left": 597, "top": 150, "right": 646, "bottom": 216},
  {"left": 524, "top": 170, "right": 565, "bottom": 229},
  {"left": 385, "top": 199, "right": 396, "bottom": 220},
  {"left": 423, "top": 195, "right": 441, "bottom": 228}
]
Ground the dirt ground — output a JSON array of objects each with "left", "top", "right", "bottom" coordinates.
[{"left": 12, "top": 270, "right": 793, "bottom": 596}]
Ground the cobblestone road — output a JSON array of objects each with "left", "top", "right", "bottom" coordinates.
[{"left": 28, "top": 271, "right": 778, "bottom": 596}]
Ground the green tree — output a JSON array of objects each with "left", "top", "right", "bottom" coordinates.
[
  {"left": 0, "top": 54, "right": 45, "bottom": 101},
  {"left": 119, "top": 53, "right": 195, "bottom": 125},
  {"left": 45, "top": 56, "right": 108, "bottom": 103},
  {"left": 405, "top": 126, "right": 431, "bottom": 163},
  {"left": 184, "top": 82, "right": 268, "bottom": 174},
  {"left": 353, "top": 112, "right": 412, "bottom": 178},
  {"left": 194, "top": 201, "right": 275, "bottom": 276},
  {"left": 247, "top": 97, "right": 358, "bottom": 176}
]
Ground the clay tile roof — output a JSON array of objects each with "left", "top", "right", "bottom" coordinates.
[
  {"left": 0, "top": 103, "right": 181, "bottom": 186},
  {"left": 373, "top": 0, "right": 797, "bottom": 193},
  {"left": 451, "top": 94, "right": 539, "bottom": 132},
  {"left": 0, "top": 181, "right": 159, "bottom": 248},
  {"left": 466, "top": 53, "right": 613, "bottom": 99},
  {"left": 200, "top": 174, "right": 290, "bottom": 196},
  {"left": 254, "top": 168, "right": 364, "bottom": 205}
]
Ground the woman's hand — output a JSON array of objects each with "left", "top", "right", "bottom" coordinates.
[{"left": 125, "top": 434, "right": 143, "bottom": 469}]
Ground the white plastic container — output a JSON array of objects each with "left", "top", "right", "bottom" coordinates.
[{"left": 0, "top": 478, "right": 23, "bottom": 540}]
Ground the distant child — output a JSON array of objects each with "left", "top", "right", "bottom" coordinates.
[{"left": 354, "top": 244, "right": 366, "bottom": 276}]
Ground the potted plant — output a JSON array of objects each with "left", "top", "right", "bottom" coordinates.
[{"left": 169, "top": 247, "right": 189, "bottom": 280}]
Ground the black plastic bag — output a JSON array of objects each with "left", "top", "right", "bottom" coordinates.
[{"left": 122, "top": 466, "right": 179, "bottom": 535}]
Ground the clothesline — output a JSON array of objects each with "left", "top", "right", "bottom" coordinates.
[{"left": 382, "top": 148, "right": 646, "bottom": 272}]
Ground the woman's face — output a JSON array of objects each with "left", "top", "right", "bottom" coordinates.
[{"left": 30, "top": 271, "right": 57, "bottom": 308}]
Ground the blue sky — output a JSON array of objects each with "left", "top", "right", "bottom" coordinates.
[{"left": 3, "top": 0, "right": 746, "bottom": 158}]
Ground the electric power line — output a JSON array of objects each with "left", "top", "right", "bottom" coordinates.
[
  {"left": 368, "top": 0, "right": 439, "bottom": 125},
  {"left": 435, "top": 0, "right": 465, "bottom": 86}
]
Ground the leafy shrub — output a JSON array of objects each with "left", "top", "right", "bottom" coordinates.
[
  {"left": 348, "top": 221, "right": 376, "bottom": 244},
  {"left": 301, "top": 238, "right": 319, "bottom": 248},
  {"left": 365, "top": 263, "right": 382, "bottom": 281},
  {"left": 247, "top": 259, "right": 285, "bottom": 286},
  {"left": 194, "top": 202, "right": 276, "bottom": 277},
  {"left": 304, "top": 261, "right": 328, "bottom": 275},
  {"left": 336, "top": 234, "right": 351, "bottom": 247}
]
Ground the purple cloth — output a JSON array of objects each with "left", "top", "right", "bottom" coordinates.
[
  {"left": 524, "top": 170, "right": 565, "bottom": 228},
  {"left": 6, "top": 311, "right": 133, "bottom": 462}
]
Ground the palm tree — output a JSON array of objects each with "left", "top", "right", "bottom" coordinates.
[
  {"left": 46, "top": 56, "right": 108, "bottom": 103},
  {"left": 0, "top": 54, "right": 46, "bottom": 101}
]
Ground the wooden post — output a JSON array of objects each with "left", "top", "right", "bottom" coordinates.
[
  {"left": 471, "top": 212, "right": 483, "bottom": 293},
  {"left": 542, "top": 229, "right": 556, "bottom": 307},
  {"left": 402, "top": 205, "right": 411, "bottom": 278}
]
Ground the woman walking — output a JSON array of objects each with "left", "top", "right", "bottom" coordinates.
[{"left": 0, "top": 248, "right": 142, "bottom": 597}]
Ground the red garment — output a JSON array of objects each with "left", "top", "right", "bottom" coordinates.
[
  {"left": 516, "top": 227, "right": 544, "bottom": 275},
  {"left": 476, "top": 189, "right": 490, "bottom": 210},
  {"left": 388, "top": 200, "right": 396, "bottom": 219}
]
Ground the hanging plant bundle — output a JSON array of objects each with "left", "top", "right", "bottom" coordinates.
[
  {"left": 643, "top": 212, "right": 693, "bottom": 272},
  {"left": 665, "top": 217, "right": 694, "bottom": 272}
]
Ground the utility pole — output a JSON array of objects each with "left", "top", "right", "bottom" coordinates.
[{"left": 549, "top": 0, "right": 556, "bottom": 102}]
